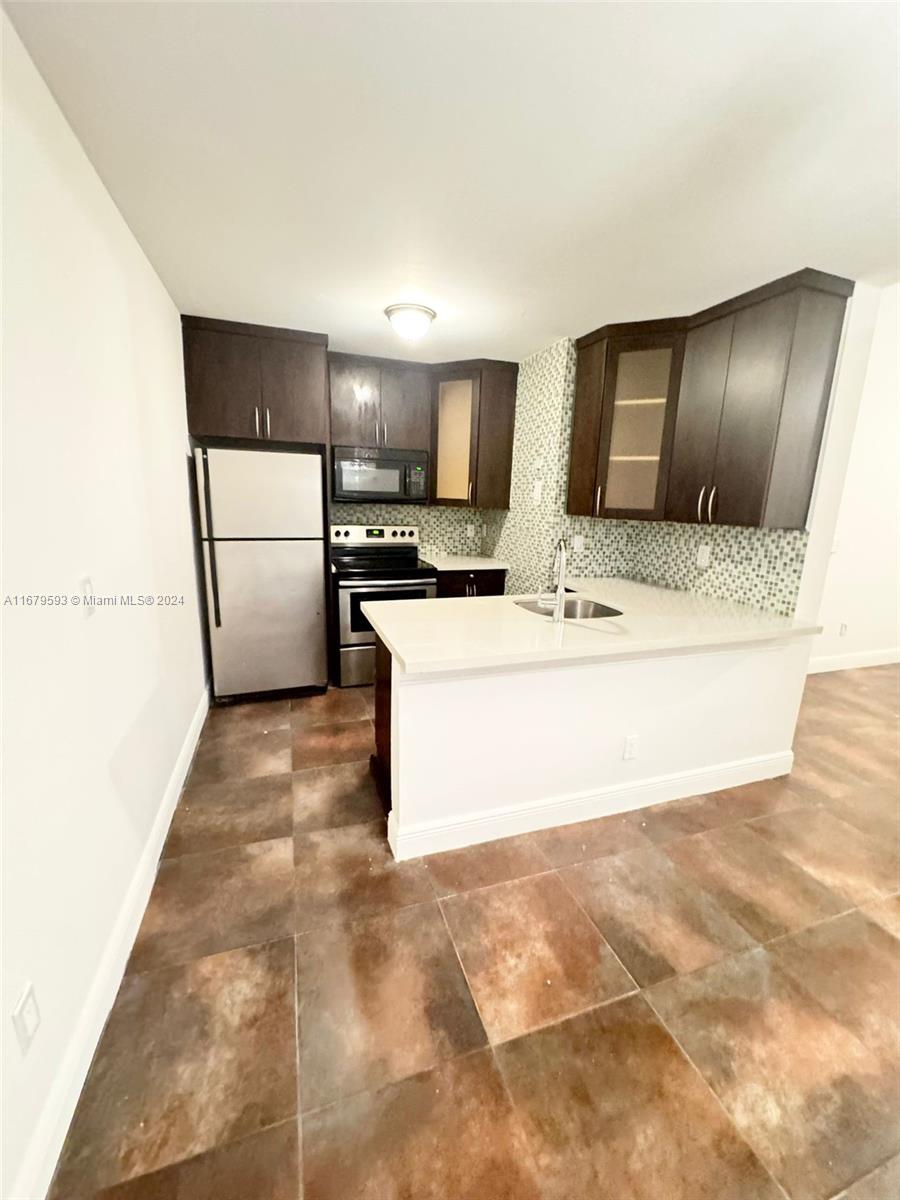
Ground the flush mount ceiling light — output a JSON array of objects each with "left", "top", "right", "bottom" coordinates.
[{"left": 384, "top": 303, "right": 437, "bottom": 341}]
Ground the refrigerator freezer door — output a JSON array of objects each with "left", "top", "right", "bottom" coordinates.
[
  {"left": 203, "top": 539, "right": 327, "bottom": 696},
  {"left": 197, "top": 447, "right": 323, "bottom": 539}
]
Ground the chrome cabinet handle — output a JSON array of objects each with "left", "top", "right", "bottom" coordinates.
[
  {"left": 265, "top": 407, "right": 271, "bottom": 439},
  {"left": 697, "top": 484, "right": 706, "bottom": 523},
  {"left": 468, "top": 480, "right": 473, "bottom": 506},
  {"left": 254, "top": 406, "right": 260, "bottom": 437},
  {"left": 707, "top": 485, "right": 717, "bottom": 524},
  {"left": 383, "top": 418, "right": 388, "bottom": 445},
  {"left": 594, "top": 485, "right": 602, "bottom": 516}
]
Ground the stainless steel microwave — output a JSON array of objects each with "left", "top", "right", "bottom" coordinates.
[{"left": 332, "top": 446, "right": 429, "bottom": 504}]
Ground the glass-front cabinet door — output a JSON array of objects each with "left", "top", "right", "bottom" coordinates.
[
  {"left": 433, "top": 372, "right": 480, "bottom": 505},
  {"left": 595, "top": 334, "right": 684, "bottom": 520}
]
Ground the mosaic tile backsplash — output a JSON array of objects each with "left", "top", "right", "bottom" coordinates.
[
  {"left": 482, "top": 338, "right": 808, "bottom": 616},
  {"left": 332, "top": 337, "right": 808, "bottom": 616}
]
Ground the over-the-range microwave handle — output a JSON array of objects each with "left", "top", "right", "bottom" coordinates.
[{"left": 338, "top": 578, "right": 437, "bottom": 589}]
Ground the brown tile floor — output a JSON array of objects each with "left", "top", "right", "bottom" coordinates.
[{"left": 51, "top": 666, "right": 900, "bottom": 1199}]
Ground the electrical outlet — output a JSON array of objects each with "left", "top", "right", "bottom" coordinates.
[
  {"left": 532, "top": 479, "right": 543, "bottom": 505},
  {"left": 466, "top": 524, "right": 475, "bottom": 539},
  {"left": 573, "top": 535, "right": 585, "bottom": 552},
  {"left": 623, "top": 733, "right": 639, "bottom": 761},
  {"left": 839, "top": 623, "right": 848, "bottom": 637},
  {"left": 12, "top": 982, "right": 40, "bottom": 1055},
  {"left": 696, "top": 544, "right": 711, "bottom": 569}
]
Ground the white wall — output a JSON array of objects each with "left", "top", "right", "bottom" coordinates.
[
  {"left": 1, "top": 17, "right": 207, "bottom": 1198},
  {"left": 808, "top": 284, "right": 900, "bottom": 672}
]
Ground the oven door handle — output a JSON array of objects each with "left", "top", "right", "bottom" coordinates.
[{"left": 338, "top": 579, "right": 437, "bottom": 588}]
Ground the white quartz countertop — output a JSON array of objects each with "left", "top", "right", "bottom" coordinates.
[
  {"left": 420, "top": 551, "right": 510, "bottom": 572},
  {"left": 361, "top": 576, "right": 820, "bottom": 677}
]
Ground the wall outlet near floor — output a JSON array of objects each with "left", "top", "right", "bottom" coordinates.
[
  {"left": 696, "top": 544, "right": 711, "bottom": 569},
  {"left": 12, "top": 981, "right": 40, "bottom": 1055},
  {"left": 623, "top": 733, "right": 639, "bottom": 760},
  {"left": 573, "top": 534, "right": 585, "bottom": 552}
]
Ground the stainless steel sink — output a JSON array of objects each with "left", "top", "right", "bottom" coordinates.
[{"left": 515, "top": 597, "right": 622, "bottom": 620}]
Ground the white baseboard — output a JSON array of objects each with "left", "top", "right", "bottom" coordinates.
[
  {"left": 11, "top": 687, "right": 209, "bottom": 1200},
  {"left": 807, "top": 647, "right": 900, "bottom": 674},
  {"left": 390, "top": 750, "right": 793, "bottom": 860}
]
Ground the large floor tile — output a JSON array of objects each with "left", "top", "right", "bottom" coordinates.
[
  {"left": 96, "top": 1121, "right": 299, "bottom": 1199},
  {"left": 495, "top": 993, "right": 782, "bottom": 1200},
  {"left": 530, "top": 812, "right": 650, "bottom": 868},
  {"left": 750, "top": 807, "right": 899, "bottom": 904},
  {"left": 129, "top": 839, "right": 294, "bottom": 973},
  {"left": 629, "top": 778, "right": 812, "bottom": 847},
  {"left": 301, "top": 1050, "right": 542, "bottom": 1200},
  {"left": 292, "top": 718, "right": 374, "bottom": 771},
  {"left": 423, "top": 832, "right": 551, "bottom": 897},
  {"left": 292, "top": 761, "right": 383, "bottom": 841},
  {"left": 49, "top": 941, "right": 296, "bottom": 1198},
  {"left": 649, "top": 946, "right": 900, "bottom": 1200},
  {"left": 862, "top": 893, "right": 900, "bottom": 941},
  {"left": 769, "top": 910, "right": 900, "bottom": 1060},
  {"left": 291, "top": 687, "right": 370, "bottom": 727},
  {"left": 836, "top": 1154, "right": 900, "bottom": 1200},
  {"left": 294, "top": 821, "right": 432, "bottom": 931},
  {"left": 297, "top": 903, "right": 485, "bottom": 1110},
  {"left": 821, "top": 786, "right": 900, "bottom": 849},
  {"left": 189, "top": 725, "right": 292, "bottom": 785},
  {"left": 561, "top": 846, "right": 755, "bottom": 986},
  {"left": 441, "top": 873, "right": 634, "bottom": 1042},
  {"left": 164, "top": 774, "right": 293, "bottom": 858},
  {"left": 202, "top": 700, "right": 291, "bottom": 742},
  {"left": 665, "top": 822, "right": 848, "bottom": 942}
]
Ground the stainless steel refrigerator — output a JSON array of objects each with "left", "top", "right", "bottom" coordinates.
[{"left": 194, "top": 445, "right": 327, "bottom": 698}]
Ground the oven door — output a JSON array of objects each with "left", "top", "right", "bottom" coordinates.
[
  {"left": 338, "top": 580, "right": 437, "bottom": 645},
  {"left": 333, "top": 456, "right": 406, "bottom": 503}
]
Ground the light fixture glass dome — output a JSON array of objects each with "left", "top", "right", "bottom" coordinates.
[{"left": 384, "top": 303, "right": 436, "bottom": 341}]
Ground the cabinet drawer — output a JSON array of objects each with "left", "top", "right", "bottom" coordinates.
[{"left": 437, "top": 569, "right": 506, "bottom": 598}]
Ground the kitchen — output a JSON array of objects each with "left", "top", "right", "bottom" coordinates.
[{"left": 3, "top": 5, "right": 899, "bottom": 1200}]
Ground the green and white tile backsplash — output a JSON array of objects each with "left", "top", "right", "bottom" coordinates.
[{"left": 333, "top": 336, "right": 808, "bottom": 616}]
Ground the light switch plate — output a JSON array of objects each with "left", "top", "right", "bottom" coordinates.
[{"left": 573, "top": 535, "right": 585, "bottom": 552}]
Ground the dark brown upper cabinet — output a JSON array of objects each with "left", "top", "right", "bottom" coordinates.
[
  {"left": 328, "top": 354, "right": 431, "bottom": 453},
  {"left": 665, "top": 272, "right": 851, "bottom": 529},
  {"left": 183, "top": 317, "right": 328, "bottom": 444},
  {"left": 432, "top": 360, "right": 518, "bottom": 509},
  {"left": 567, "top": 322, "right": 685, "bottom": 520},
  {"left": 569, "top": 269, "right": 852, "bottom": 530}
]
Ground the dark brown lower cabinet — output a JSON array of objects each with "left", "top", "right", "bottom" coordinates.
[
  {"left": 436, "top": 569, "right": 506, "bottom": 598},
  {"left": 371, "top": 636, "right": 391, "bottom": 815}
]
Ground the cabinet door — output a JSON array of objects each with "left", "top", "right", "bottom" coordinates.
[
  {"left": 184, "top": 328, "right": 262, "bottom": 439},
  {"left": 260, "top": 338, "right": 328, "bottom": 444},
  {"left": 434, "top": 372, "right": 480, "bottom": 506},
  {"left": 665, "top": 316, "right": 733, "bottom": 523},
  {"left": 567, "top": 340, "right": 607, "bottom": 516},
  {"left": 329, "top": 358, "right": 381, "bottom": 448},
  {"left": 712, "top": 292, "right": 797, "bottom": 527},
  {"left": 471, "top": 570, "right": 506, "bottom": 597},
  {"left": 596, "top": 336, "right": 683, "bottom": 519},
  {"left": 435, "top": 570, "right": 471, "bottom": 598},
  {"left": 474, "top": 365, "right": 518, "bottom": 510},
  {"left": 380, "top": 367, "right": 431, "bottom": 452}
]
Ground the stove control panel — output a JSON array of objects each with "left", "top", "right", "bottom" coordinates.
[{"left": 330, "top": 525, "right": 419, "bottom": 546}]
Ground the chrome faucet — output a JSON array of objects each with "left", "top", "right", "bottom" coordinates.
[{"left": 552, "top": 537, "right": 568, "bottom": 623}]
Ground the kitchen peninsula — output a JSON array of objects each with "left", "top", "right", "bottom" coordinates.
[{"left": 364, "top": 579, "right": 820, "bottom": 860}]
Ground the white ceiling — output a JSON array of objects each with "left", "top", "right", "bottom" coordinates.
[{"left": 7, "top": 2, "right": 899, "bottom": 362}]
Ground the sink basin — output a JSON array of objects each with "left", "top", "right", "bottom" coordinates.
[{"left": 515, "top": 597, "right": 622, "bottom": 620}]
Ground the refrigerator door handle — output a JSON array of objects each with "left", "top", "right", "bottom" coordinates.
[{"left": 201, "top": 449, "right": 222, "bottom": 627}]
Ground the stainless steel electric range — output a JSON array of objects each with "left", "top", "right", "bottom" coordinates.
[{"left": 330, "top": 525, "right": 437, "bottom": 686}]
